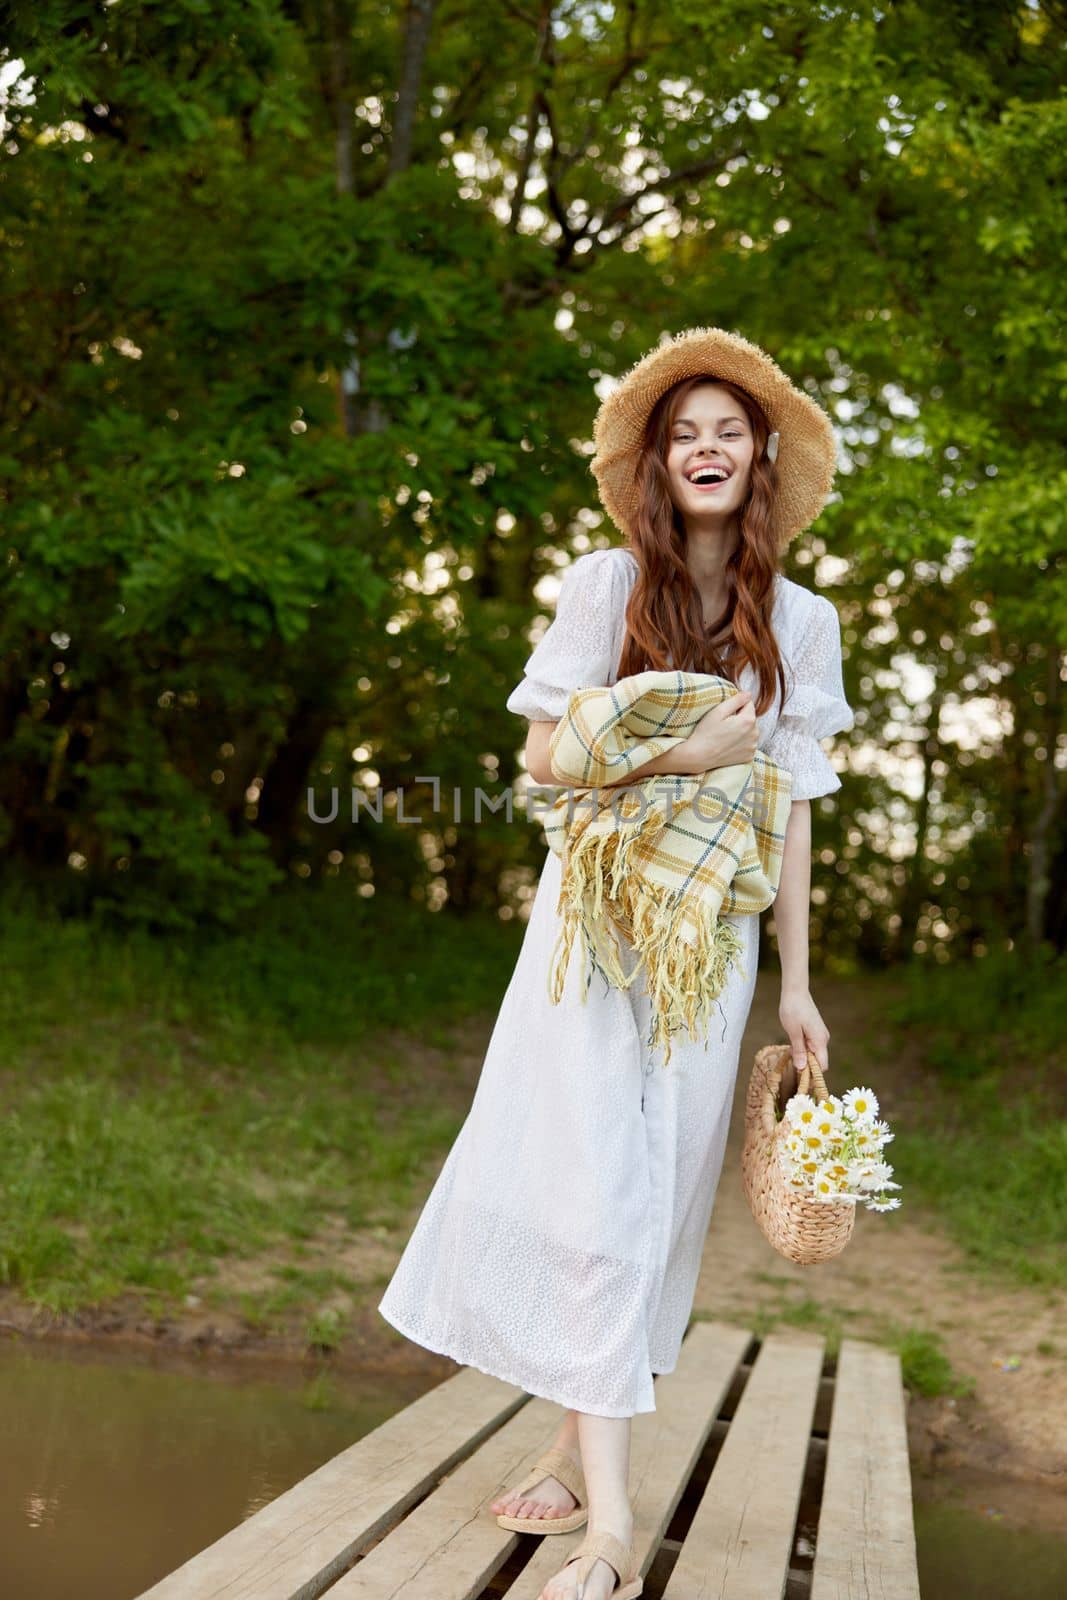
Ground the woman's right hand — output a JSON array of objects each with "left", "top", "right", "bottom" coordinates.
[{"left": 677, "top": 689, "right": 758, "bottom": 773}]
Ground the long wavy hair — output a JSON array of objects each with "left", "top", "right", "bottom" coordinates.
[{"left": 615, "top": 374, "right": 787, "bottom": 717}]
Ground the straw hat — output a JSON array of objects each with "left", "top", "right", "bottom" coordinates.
[{"left": 590, "top": 326, "right": 838, "bottom": 548}]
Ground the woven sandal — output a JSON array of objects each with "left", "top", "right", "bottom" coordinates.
[
  {"left": 557, "top": 1528, "right": 643, "bottom": 1598},
  {"left": 494, "top": 1445, "right": 589, "bottom": 1534}
]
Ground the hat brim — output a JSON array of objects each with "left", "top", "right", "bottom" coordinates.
[{"left": 590, "top": 326, "right": 837, "bottom": 547}]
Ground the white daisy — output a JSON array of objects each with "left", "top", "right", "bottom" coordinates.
[
  {"left": 787, "top": 1101, "right": 820, "bottom": 1133},
  {"left": 812, "top": 1162, "right": 849, "bottom": 1198},
  {"left": 799, "top": 1133, "right": 829, "bottom": 1159},
  {"left": 842, "top": 1085, "right": 880, "bottom": 1123}
]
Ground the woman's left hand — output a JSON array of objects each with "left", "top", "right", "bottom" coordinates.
[{"left": 779, "top": 986, "right": 830, "bottom": 1076}]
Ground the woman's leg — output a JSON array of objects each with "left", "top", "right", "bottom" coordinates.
[
  {"left": 641, "top": 912, "right": 760, "bottom": 1373},
  {"left": 489, "top": 1408, "right": 583, "bottom": 1519},
  {"left": 539, "top": 1411, "right": 634, "bottom": 1600}
]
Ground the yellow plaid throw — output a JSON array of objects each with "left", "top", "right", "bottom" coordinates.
[{"left": 542, "top": 671, "right": 793, "bottom": 1066}]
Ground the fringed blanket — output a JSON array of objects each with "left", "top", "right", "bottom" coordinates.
[{"left": 542, "top": 671, "right": 793, "bottom": 1065}]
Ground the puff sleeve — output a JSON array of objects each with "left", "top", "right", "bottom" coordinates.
[
  {"left": 763, "top": 595, "right": 854, "bottom": 802},
  {"left": 505, "top": 549, "right": 631, "bottom": 721}
]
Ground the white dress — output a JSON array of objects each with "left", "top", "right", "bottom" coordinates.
[{"left": 377, "top": 546, "right": 854, "bottom": 1417}]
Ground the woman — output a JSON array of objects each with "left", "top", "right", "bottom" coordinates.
[{"left": 377, "top": 327, "right": 854, "bottom": 1600}]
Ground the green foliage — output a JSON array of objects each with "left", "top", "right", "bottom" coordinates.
[
  {"left": 886, "top": 952, "right": 1067, "bottom": 1287},
  {"left": 889, "top": 1325, "right": 976, "bottom": 1400},
  {"left": 0, "top": 878, "right": 516, "bottom": 1315},
  {"left": 0, "top": 1, "right": 1064, "bottom": 953},
  {"left": 305, "top": 1307, "right": 347, "bottom": 1355},
  {"left": 895, "top": 1087, "right": 1067, "bottom": 1289},
  {"left": 887, "top": 945, "right": 1065, "bottom": 1073}
]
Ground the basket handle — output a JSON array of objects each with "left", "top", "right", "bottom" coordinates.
[{"left": 797, "top": 1048, "right": 829, "bottom": 1103}]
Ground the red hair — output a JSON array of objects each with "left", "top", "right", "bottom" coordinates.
[{"left": 615, "top": 375, "right": 787, "bottom": 717}]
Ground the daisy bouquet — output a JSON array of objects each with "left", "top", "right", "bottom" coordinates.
[{"left": 777, "top": 1085, "right": 902, "bottom": 1213}]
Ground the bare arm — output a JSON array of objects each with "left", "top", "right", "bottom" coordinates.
[
  {"left": 523, "top": 690, "right": 758, "bottom": 787},
  {"left": 523, "top": 720, "right": 560, "bottom": 786},
  {"left": 523, "top": 719, "right": 705, "bottom": 787},
  {"left": 773, "top": 799, "right": 832, "bottom": 1076},
  {"left": 774, "top": 800, "right": 812, "bottom": 991}
]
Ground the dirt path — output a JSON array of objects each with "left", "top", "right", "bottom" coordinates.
[{"left": 6, "top": 972, "right": 1064, "bottom": 1497}]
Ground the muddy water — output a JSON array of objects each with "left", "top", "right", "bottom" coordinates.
[
  {"left": 0, "top": 1336, "right": 431, "bottom": 1600},
  {"left": 912, "top": 1467, "right": 1067, "bottom": 1598},
  {"left": 3, "top": 1337, "right": 1065, "bottom": 1600}
]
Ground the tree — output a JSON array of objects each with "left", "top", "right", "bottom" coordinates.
[{"left": 2, "top": 1, "right": 1064, "bottom": 954}]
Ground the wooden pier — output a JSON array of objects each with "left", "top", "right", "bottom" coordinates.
[{"left": 138, "top": 1321, "right": 921, "bottom": 1599}]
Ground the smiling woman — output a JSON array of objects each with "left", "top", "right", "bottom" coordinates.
[
  {"left": 673, "top": 411, "right": 749, "bottom": 491},
  {"left": 677, "top": 417, "right": 779, "bottom": 484},
  {"left": 379, "top": 327, "right": 852, "bottom": 1600}
]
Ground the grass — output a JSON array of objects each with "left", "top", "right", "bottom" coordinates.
[
  {"left": 701, "top": 1301, "right": 974, "bottom": 1399},
  {"left": 3, "top": 873, "right": 1064, "bottom": 1338},
  {"left": 744, "top": 1294, "right": 858, "bottom": 1354},
  {"left": 886, "top": 1324, "right": 975, "bottom": 1399},
  {"left": 884, "top": 947, "right": 1067, "bottom": 1291},
  {"left": 0, "top": 879, "right": 522, "bottom": 1329}
]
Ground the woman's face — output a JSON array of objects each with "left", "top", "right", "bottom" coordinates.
[{"left": 665, "top": 383, "right": 756, "bottom": 526}]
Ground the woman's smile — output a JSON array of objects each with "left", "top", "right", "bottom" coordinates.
[
  {"left": 667, "top": 384, "right": 754, "bottom": 516},
  {"left": 685, "top": 471, "right": 732, "bottom": 493}
]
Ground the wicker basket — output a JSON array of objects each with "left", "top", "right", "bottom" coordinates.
[{"left": 741, "top": 1043, "right": 857, "bottom": 1266}]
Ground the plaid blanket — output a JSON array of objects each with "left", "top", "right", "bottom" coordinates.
[{"left": 541, "top": 671, "right": 793, "bottom": 1065}]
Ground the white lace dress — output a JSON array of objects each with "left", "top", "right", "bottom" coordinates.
[{"left": 377, "top": 546, "right": 854, "bottom": 1417}]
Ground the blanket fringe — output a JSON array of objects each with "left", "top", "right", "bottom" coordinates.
[{"left": 547, "top": 813, "right": 747, "bottom": 1067}]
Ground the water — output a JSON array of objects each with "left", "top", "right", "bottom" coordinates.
[
  {"left": 2, "top": 1337, "right": 1065, "bottom": 1599},
  {"left": 0, "top": 1335, "right": 430, "bottom": 1600},
  {"left": 912, "top": 1468, "right": 1067, "bottom": 1599}
]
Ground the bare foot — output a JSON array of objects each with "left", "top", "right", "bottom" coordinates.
[
  {"left": 489, "top": 1444, "right": 581, "bottom": 1522},
  {"left": 538, "top": 1512, "right": 635, "bottom": 1600}
]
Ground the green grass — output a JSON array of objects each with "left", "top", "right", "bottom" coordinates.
[
  {"left": 0, "top": 880, "right": 521, "bottom": 1326},
  {"left": 0, "top": 872, "right": 521, "bottom": 1047},
  {"left": 700, "top": 1303, "right": 973, "bottom": 1399},
  {"left": 886, "top": 945, "right": 1065, "bottom": 1074},
  {"left": 886, "top": 1324, "right": 976, "bottom": 1399},
  {"left": 4, "top": 877, "right": 1064, "bottom": 1334},
  {"left": 885, "top": 948, "right": 1067, "bottom": 1290}
]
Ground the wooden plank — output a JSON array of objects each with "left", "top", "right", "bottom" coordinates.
[
  {"left": 502, "top": 1320, "right": 754, "bottom": 1599},
  {"left": 810, "top": 1340, "right": 921, "bottom": 1600},
  {"left": 326, "top": 1396, "right": 577, "bottom": 1599},
  {"left": 135, "top": 1367, "right": 529, "bottom": 1600},
  {"left": 662, "top": 1332, "right": 825, "bottom": 1600}
]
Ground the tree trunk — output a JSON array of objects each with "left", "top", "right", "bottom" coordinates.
[
  {"left": 1002, "top": 652, "right": 1030, "bottom": 938},
  {"left": 388, "top": 0, "right": 436, "bottom": 179},
  {"left": 257, "top": 697, "right": 339, "bottom": 860},
  {"left": 892, "top": 686, "right": 943, "bottom": 960},
  {"left": 1024, "top": 642, "right": 1064, "bottom": 949}
]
